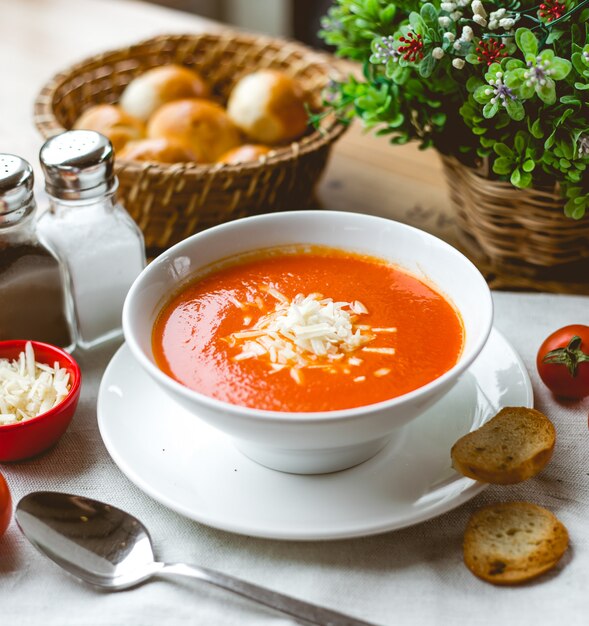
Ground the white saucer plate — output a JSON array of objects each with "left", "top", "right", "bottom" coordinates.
[{"left": 97, "top": 328, "right": 532, "bottom": 541}]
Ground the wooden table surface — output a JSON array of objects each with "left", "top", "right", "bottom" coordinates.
[{"left": 2, "top": 0, "right": 584, "bottom": 293}]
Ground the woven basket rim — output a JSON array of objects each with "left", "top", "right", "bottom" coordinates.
[
  {"left": 439, "top": 153, "right": 561, "bottom": 197},
  {"left": 33, "top": 30, "right": 348, "bottom": 175}
]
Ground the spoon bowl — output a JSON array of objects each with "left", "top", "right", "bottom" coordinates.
[
  {"left": 17, "top": 492, "right": 158, "bottom": 589},
  {"left": 16, "top": 491, "right": 376, "bottom": 625}
]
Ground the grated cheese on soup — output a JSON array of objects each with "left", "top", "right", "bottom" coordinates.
[
  {"left": 225, "top": 287, "right": 397, "bottom": 383},
  {"left": 0, "top": 342, "right": 71, "bottom": 425}
]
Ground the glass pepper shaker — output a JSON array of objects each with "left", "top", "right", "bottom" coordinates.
[
  {"left": 0, "top": 154, "right": 75, "bottom": 349},
  {"left": 38, "top": 130, "right": 146, "bottom": 350}
]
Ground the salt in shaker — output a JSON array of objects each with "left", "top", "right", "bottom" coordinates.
[
  {"left": 0, "top": 154, "right": 74, "bottom": 349},
  {"left": 38, "top": 131, "right": 146, "bottom": 350}
]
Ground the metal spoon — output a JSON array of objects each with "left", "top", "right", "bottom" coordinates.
[{"left": 16, "top": 491, "right": 377, "bottom": 626}]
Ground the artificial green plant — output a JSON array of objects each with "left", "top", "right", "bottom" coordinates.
[{"left": 319, "top": 0, "right": 589, "bottom": 217}]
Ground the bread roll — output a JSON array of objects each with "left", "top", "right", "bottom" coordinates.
[
  {"left": 227, "top": 70, "right": 308, "bottom": 144},
  {"left": 73, "top": 104, "right": 145, "bottom": 151},
  {"left": 117, "top": 138, "right": 196, "bottom": 163},
  {"left": 217, "top": 144, "right": 271, "bottom": 165},
  {"left": 147, "top": 99, "right": 241, "bottom": 163},
  {"left": 120, "top": 64, "right": 211, "bottom": 122}
]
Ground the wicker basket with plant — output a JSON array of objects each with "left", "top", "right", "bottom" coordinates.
[{"left": 319, "top": 0, "right": 589, "bottom": 287}]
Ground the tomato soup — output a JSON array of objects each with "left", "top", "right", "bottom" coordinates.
[{"left": 152, "top": 247, "right": 464, "bottom": 412}]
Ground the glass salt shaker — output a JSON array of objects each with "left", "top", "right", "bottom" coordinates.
[
  {"left": 38, "top": 130, "right": 146, "bottom": 350},
  {"left": 0, "top": 154, "right": 75, "bottom": 350}
]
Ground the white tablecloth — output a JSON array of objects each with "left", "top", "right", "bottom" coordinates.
[{"left": 2, "top": 291, "right": 588, "bottom": 626}]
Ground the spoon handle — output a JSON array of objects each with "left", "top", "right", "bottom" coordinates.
[{"left": 159, "top": 562, "right": 378, "bottom": 626}]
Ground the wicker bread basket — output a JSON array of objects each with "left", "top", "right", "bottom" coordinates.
[
  {"left": 441, "top": 155, "right": 589, "bottom": 292},
  {"left": 34, "top": 32, "right": 346, "bottom": 254}
]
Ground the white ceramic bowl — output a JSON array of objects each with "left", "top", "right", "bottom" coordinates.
[{"left": 123, "top": 211, "right": 493, "bottom": 474}]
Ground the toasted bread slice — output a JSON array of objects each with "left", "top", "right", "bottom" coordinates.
[
  {"left": 451, "top": 407, "right": 555, "bottom": 484},
  {"left": 463, "top": 502, "right": 569, "bottom": 585}
]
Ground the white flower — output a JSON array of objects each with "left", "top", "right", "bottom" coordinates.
[
  {"left": 452, "top": 58, "right": 466, "bottom": 69},
  {"left": 578, "top": 136, "right": 589, "bottom": 158},
  {"left": 499, "top": 17, "right": 516, "bottom": 29},
  {"left": 453, "top": 41, "right": 463, "bottom": 50},
  {"left": 450, "top": 10, "right": 463, "bottom": 21},
  {"left": 489, "top": 8, "right": 506, "bottom": 20},
  {"left": 441, "top": 2, "right": 456, "bottom": 11},
  {"left": 471, "top": 0, "right": 487, "bottom": 18},
  {"left": 489, "top": 9, "right": 519, "bottom": 30},
  {"left": 473, "top": 14, "right": 488, "bottom": 26},
  {"left": 523, "top": 55, "right": 555, "bottom": 87},
  {"left": 432, "top": 47, "right": 445, "bottom": 60},
  {"left": 457, "top": 0, "right": 470, "bottom": 6},
  {"left": 438, "top": 16, "right": 452, "bottom": 27},
  {"left": 443, "top": 32, "right": 456, "bottom": 42},
  {"left": 461, "top": 26, "right": 474, "bottom": 42},
  {"left": 371, "top": 36, "right": 399, "bottom": 64},
  {"left": 487, "top": 75, "right": 517, "bottom": 109}
]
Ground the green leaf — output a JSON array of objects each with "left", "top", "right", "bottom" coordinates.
[
  {"left": 537, "top": 81, "right": 556, "bottom": 105},
  {"left": 483, "top": 101, "right": 499, "bottom": 118},
  {"left": 505, "top": 68, "right": 525, "bottom": 88},
  {"left": 571, "top": 52, "right": 589, "bottom": 77},
  {"left": 566, "top": 187, "right": 583, "bottom": 198},
  {"left": 419, "top": 52, "right": 435, "bottom": 78},
  {"left": 510, "top": 168, "right": 522, "bottom": 187},
  {"left": 505, "top": 59, "right": 524, "bottom": 71},
  {"left": 485, "top": 63, "right": 503, "bottom": 82},
  {"left": 380, "top": 4, "right": 396, "bottom": 23},
  {"left": 514, "top": 133, "right": 526, "bottom": 155},
  {"left": 550, "top": 58, "right": 572, "bottom": 80},
  {"left": 529, "top": 119, "right": 543, "bottom": 139},
  {"left": 567, "top": 199, "right": 588, "bottom": 219},
  {"left": 505, "top": 99, "right": 525, "bottom": 121},
  {"left": 522, "top": 159, "right": 536, "bottom": 173},
  {"left": 559, "top": 140, "right": 574, "bottom": 160},
  {"left": 539, "top": 49, "right": 555, "bottom": 64},
  {"left": 546, "top": 29, "right": 564, "bottom": 45},
  {"left": 466, "top": 76, "right": 483, "bottom": 92},
  {"left": 408, "top": 12, "right": 426, "bottom": 32},
  {"left": 515, "top": 28, "right": 538, "bottom": 57},
  {"left": 493, "top": 157, "right": 513, "bottom": 175},
  {"left": 474, "top": 85, "right": 492, "bottom": 104},
  {"left": 419, "top": 3, "right": 438, "bottom": 27},
  {"left": 494, "top": 143, "right": 513, "bottom": 158},
  {"left": 431, "top": 112, "right": 447, "bottom": 126},
  {"left": 518, "top": 81, "right": 535, "bottom": 100},
  {"left": 560, "top": 94, "right": 582, "bottom": 105},
  {"left": 519, "top": 171, "right": 533, "bottom": 187}
]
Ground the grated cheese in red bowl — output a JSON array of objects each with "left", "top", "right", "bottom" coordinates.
[{"left": 0, "top": 342, "right": 71, "bottom": 425}]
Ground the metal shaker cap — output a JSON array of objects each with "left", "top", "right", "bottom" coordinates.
[
  {"left": 39, "top": 130, "right": 116, "bottom": 200},
  {"left": 0, "top": 154, "right": 34, "bottom": 215}
]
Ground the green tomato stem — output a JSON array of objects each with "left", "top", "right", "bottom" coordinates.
[{"left": 542, "top": 335, "right": 589, "bottom": 377}]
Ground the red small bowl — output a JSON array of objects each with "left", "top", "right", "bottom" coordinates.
[{"left": 0, "top": 340, "right": 81, "bottom": 462}]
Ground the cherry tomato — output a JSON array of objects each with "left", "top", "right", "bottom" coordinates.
[
  {"left": 537, "top": 325, "right": 589, "bottom": 399},
  {"left": 0, "top": 473, "right": 11, "bottom": 536}
]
